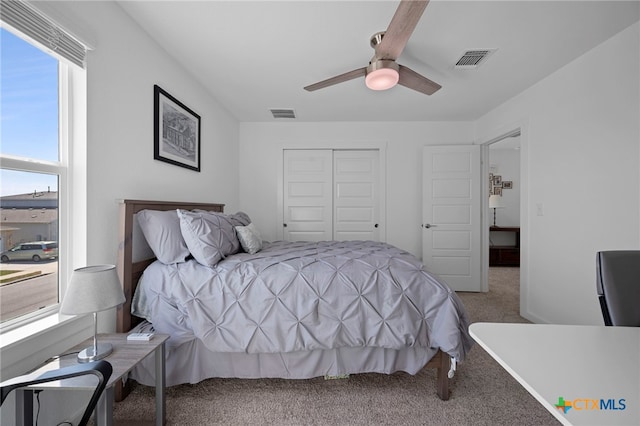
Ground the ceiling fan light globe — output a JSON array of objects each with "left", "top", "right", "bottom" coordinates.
[
  {"left": 365, "top": 60, "right": 400, "bottom": 91},
  {"left": 365, "top": 68, "right": 399, "bottom": 90}
]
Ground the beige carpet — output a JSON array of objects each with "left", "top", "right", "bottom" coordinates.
[{"left": 112, "top": 267, "right": 559, "bottom": 425}]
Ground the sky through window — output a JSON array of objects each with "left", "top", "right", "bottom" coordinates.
[{"left": 1, "top": 27, "right": 59, "bottom": 196}]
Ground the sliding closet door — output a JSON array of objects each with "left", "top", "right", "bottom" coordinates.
[
  {"left": 333, "top": 150, "right": 379, "bottom": 241},
  {"left": 283, "top": 149, "right": 333, "bottom": 241},
  {"left": 283, "top": 149, "right": 380, "bottom": 242}
]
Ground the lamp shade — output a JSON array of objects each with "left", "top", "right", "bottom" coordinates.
[
  {"left": 489, "top": 194, "right": 504, "bottom": 209},
  {"left": 60, "top": 265, "right": 125, "bottom": 315}
]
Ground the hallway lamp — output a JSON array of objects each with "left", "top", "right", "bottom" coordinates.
[
  {"left": 489, "top": 194, "right": 504, "bottom": 227},
  {"left": 60, "top": 265, "right": 125, "bottom": 363}
]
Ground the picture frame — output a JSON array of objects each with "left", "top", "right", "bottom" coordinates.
[
  {"left": 494, "top": 187, "right": 502, "bottom": 196},
  {"left": 154, "top": 85, "right": 201, "bottom": 172},
  {"left": 503, "top": 181, "right": 513, "bottom": 189}
]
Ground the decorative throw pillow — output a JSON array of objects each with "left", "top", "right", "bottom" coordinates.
[
  {"left": 177, "top": 209, "right": 241, "bottom": 267},
  {"left": 137, "top": 209, "right": 190, "bottom": 264},
  {"left": 235, "top": 222, "right": 263, "bottom": 254}
]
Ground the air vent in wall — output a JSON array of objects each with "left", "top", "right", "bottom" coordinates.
[
  {"left": 270, "top": 109, "right": 296, "bottom": 119},
  {"left": 454, "top": 49, "right": 496, "bottom": 69}
]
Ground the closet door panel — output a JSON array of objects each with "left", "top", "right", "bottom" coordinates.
[
  {"left": 333, "top": 150, "right": 379, "bottom": 241},
  {"left": 283, "top": 150, "right": 333, "bottom": 241}
]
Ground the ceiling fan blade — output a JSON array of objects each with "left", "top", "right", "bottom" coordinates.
[
  {"left": 375, "top": 0, "right": 429, "bottom": 61},
  {"left": 304, "top": 67, "right": 367, "bottom": 92},
  {"left": 398, "top": 64, "right": 441, "bottom": 95}
]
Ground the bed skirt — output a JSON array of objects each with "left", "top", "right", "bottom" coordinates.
[{"left": 130, "top": 337, "right": 440, "bottom": 387}]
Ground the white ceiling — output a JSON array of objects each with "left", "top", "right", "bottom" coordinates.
[{"left": 118, "top": 1, "right": 640, "bottom": 123}]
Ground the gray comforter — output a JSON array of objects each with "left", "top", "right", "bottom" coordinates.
[{"left": 133, "top": 240, "right": 473, "bottom": 361}]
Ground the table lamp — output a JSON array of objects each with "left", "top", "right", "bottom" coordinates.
[
  {"left": 489, "top": 194, "right": 504, "bottom": 227},
  {"left": 60, "top": 265, "right": 125, "bottom": 363}
]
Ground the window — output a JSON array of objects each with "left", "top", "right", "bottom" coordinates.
[{"left": 1, "top": 1, "right": 86, "bottom": 330}]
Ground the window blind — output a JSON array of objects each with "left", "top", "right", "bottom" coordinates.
[{"left": 1, "top": 0, "right": 86, "bottom": 68}]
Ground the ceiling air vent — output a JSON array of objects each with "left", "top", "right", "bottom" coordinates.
[
  {"left": 270, "top": 109, "right": 296, "bottom": 119},
  {"left": 454, "top": 49, "right": 496, "bottom": 69}
]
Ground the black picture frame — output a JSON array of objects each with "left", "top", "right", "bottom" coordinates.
[{"left": 154, "top": 85, "right": 201, "bottom": 172}]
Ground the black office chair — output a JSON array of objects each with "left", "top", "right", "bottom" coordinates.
[
  {"left": 0, "top": 360, "right": 112, "bottom": 426},
  {"left": 596, "top": 250, "right": 640, "bottom": 326}
]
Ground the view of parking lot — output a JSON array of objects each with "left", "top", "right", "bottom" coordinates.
[{"left": 0, "top": 260, "right": 58, "bottom": 323}]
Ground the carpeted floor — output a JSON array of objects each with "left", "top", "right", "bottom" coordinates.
[{"left": 112, "top": 267, "right": 559, "bottom": 425}]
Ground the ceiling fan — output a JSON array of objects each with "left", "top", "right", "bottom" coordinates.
[{"left": 304, "top": 0, "right": 441, "bottom": 96}]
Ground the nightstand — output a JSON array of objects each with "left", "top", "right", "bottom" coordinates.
[
  {"left": 13, "top": 333, "right": 168, "bottom": 426},
  {"left": 489, "top": 226, "right": 520, "bottom": 266}
]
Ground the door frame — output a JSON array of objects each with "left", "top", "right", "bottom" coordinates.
[
  {"left": 479, "top": 122, "right": 528, "bottom": 310},
  {"left": 276, "top": 142, "right": 387, "bottom": 242}
]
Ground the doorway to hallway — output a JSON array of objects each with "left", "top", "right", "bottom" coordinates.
[{"left": 487, "top": 133, "right": 521, "bottom": 293}]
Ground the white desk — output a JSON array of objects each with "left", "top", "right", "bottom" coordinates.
[{"left": 469, "top": 323, "right": 640, "bottom": 426}]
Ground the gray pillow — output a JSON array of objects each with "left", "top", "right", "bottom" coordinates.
[
  {"left": 193, "top": 209, "right": 251, "bottom": 227},
  {"left": 177, "top": 209, "right": 241, "bottom": 267},
  {"left": 137, "top": 209, "right": 190, "bottom": 264}
]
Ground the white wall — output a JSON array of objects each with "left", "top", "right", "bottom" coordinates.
[
  {"left": 476, "top": 22, "right": 640, "bottom": 325},
  {"left": 2, "top": 0, "right": 239, "bottom": 382},
  {"left": 238, "top": 122, "right": 474, "bottom": 258}
]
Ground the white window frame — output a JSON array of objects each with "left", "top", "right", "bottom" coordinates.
[{"left": 0, "top": 30, "right": 87, "bottom": 334}]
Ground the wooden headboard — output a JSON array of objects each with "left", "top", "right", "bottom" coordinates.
[{"left": 116, "top": 199, "right": 225, "bottom": 333}]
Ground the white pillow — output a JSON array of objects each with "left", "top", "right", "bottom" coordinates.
[{"left": 235, "top": 222, "right": 263, "bottom": 254}]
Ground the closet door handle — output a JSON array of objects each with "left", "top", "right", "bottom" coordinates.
[
  {"left": 283, "top": 223, "right": 288, "bottom": 227},
  {"left": 374, "top": 224, "right": 379, "bottom": 228}
]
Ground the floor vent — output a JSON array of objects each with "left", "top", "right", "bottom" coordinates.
[
  {"left": 270, "top": 109, "right": 296, "bottom": 119},
  {"left": 454, "top": 49, "right": 496, "bottom": 69}
]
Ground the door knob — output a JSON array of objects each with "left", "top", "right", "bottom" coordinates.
[
  {"left": 374, "top": 224, "right": 379, "bottom": 228},
  {"left": 283, "top": 223, "right": 287, "bottom": 227},
  {"left": 424, "top": 224, "right": 434, "bottom": 229}
]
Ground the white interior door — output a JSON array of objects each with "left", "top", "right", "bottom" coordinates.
[
  {"left": 283, "top": 149, "right": 332, "bottom": 241},
  {"left": 422, "top": 145, "right": 482, "bottom": 292},
  {"left": 333, "top": 150, "right": 380, "bottom": 241}
]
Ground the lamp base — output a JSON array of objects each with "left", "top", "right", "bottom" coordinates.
[{"left": 77, "top": 343, "right": 113, "bottom": 363}]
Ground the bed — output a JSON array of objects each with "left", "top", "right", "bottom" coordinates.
[{"left": 116, "top": 199, "right": 473, "bottom": 401}]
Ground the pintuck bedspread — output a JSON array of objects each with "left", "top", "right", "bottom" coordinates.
[{"left": 133, "top": 239, "right": 473, "bottom": 362}]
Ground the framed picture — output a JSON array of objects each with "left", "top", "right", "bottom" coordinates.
[
  {"left": 494, "top": 187, "right": 502, "bottom": 196},
  {"left": 154, "top": 85, "right": 201, "bottom": 172},
  {"left": 492, "top": 175, "right": 502, "bottom": 185},
  {"left": 503, "top": 181, "right": 513, "bottom": 189}
]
